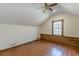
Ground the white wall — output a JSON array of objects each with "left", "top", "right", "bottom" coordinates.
[
  {"left": 0, "top": 24, "right": 39, "bottom": 50},
  {"left": 40, "top": 13, "right": 79, "bottom": 37}
]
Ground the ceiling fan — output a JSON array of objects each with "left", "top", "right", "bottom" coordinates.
[{"left": 39, "top": 3, "right": 57, "bottom": 12}]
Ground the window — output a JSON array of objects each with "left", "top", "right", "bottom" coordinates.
[{"left": 52, "top": 20, "right": 64, "bottom": 36}]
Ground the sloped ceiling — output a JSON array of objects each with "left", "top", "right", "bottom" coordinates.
[
  {"left": 0, "top": 3, "right": 63, "bottom": 26},
  {"left": 0, "top": 3, "right": 79, "bottom": 26},
  {"left": 0, "top": 3, "right": 50, "bottom": 26},
  {"left": 60, "top": 3, "right": 79, "bottom": 16}
]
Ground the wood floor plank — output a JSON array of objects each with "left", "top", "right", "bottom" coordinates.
[{"left": 0, "top": 39, "right": 79, "bottom": 56}]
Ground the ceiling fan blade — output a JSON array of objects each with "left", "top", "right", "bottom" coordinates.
[
  {"left": 49, "top": 8, "right": 53, "bottom": 11},
  {"left": 49, "top": 3, "right": 57, "bottom": 7},
  {"left": 44, "top": 3, "right": 48, "bottom": 7}
]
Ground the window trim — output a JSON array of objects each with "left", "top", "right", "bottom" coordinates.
[{"left": 52, "top": 19, "right": 64, "bottom": 36}]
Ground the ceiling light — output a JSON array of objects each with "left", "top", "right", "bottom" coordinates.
[{"left": 53, "top": 9, "right": 56, "bottom": 12}]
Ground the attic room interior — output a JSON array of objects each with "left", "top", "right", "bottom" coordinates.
[{"left": 0, "top": 3, "right": 79, "bottom": 56}]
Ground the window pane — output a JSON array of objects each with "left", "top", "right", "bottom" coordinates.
[
  {"left": 53, "top": 20, "right": 63, "bottom": 36},
  {"left": 53, "top": 31, "right": 59, "bottom": 35},
  {"left": 59, "top": 31, "right": 62, "bottom": 35}
]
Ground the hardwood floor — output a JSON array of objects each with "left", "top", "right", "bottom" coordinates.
[{"left": 0, "top": 39, "right": 79, "bottom": 56}]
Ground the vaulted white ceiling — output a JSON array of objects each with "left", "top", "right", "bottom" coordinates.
[
  {"left": 60, "top": 3, "right": 79, "bottom": 16},
  {"left": 0, "top": 3, "right": 50, "bottom": 26},
  {"left": 0, "top": 3, "right": 79, "bottom": 26}
]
